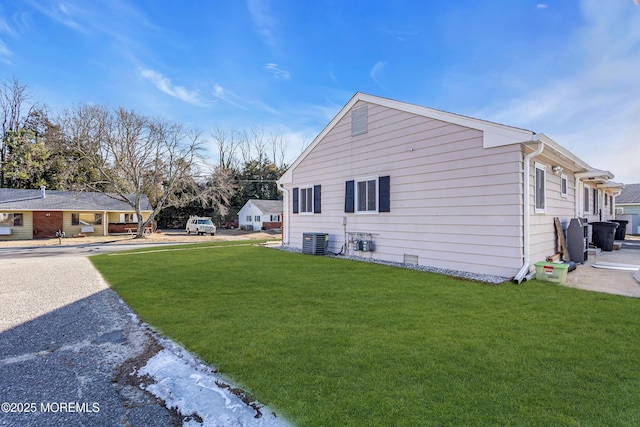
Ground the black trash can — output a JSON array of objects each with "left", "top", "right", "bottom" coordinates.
[
  {"left": 611, "top": 220, "right": 628, "bottom": 240},
  {"left": 591, "top": 222, "right": 618, "bottom": 251}
]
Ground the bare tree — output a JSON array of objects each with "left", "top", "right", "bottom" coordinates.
[
  {"left": 1, "top": 77, "right": 38, "bottom": 187},
  {"left": 269, "top": 132, "right": 288, "bottom": 169},
  {"left": 250, "top": 127, "right": 267, "bottom": 163},
  {"left": 237, "top": 128, "right": 252, "bottom": 165},
  {"left": 211, "top": 126, "right": 239, "bottom": 169},
  {"left": 61, "top": 104, "right": 232, "bottom": 238}
]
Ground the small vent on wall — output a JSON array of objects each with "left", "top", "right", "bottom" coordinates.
[
  {"left": 351, "top": 106, "right": 368, "bottom": 136},
  {"left": 404, "top": 254, "right": 419, "bottom": 265}
]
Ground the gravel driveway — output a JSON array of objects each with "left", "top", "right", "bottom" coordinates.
[{"left": 0, "top": 251, "right": 289, "bottom": 426}]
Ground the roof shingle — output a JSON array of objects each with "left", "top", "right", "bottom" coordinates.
[
  {"left": 617, "top": 183, "right": 640, "bottom": 204},
  {"left": 0, "top": 188, "right": 152, "bottom": 211}
]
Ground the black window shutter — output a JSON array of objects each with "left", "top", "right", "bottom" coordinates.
[
  {"left": 345, "top": 180, "right": 354, "bottom": 213},
  {"left": 292, "top": 187, "right": 299, "bottom": 214},
  {"left": 379, "top": 176, "right": 390, "bottom": 212},
  {"left": 313, "top": 185, "right": 321, "bottom": 214}
]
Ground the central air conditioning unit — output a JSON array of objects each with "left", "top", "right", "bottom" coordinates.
[{"left": 302, "top": 233, "right": 329, "bottom": 255}]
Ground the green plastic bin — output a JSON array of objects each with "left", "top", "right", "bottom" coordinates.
[{"left": 534, "top": 262, "right": 570, "bottom": 285}]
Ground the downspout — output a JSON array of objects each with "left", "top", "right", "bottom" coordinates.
[
  {"left": 277, "top": 181, "right": 290, "bottom": 245},
  {"left": 514, "top": 141, "right": 545, "bottom": 283},
  {"left": 575, "top": 177, "right": 581, "bottom": 218}
]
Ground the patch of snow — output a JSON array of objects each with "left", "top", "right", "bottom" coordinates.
[{"left": 138, "top": 339, "right": 290, "bottom": 427}]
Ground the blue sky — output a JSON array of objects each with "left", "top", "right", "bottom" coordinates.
[{"left": 1, "top": 0, "right": 639, "bottom": 183}]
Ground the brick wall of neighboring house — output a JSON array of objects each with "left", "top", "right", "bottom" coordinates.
[
  {"left": 108, "top": 223, "right": 153, "bottom": 234},
  {"left": 262, "top": 221, "right": 282, "bottom": 230},
  {"left": 33, "top": 211, "right": 64, "bottom": 238}
]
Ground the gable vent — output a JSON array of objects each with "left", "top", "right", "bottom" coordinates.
[{"left": 351, "top": 106, "right": 368, "bottom": 136}]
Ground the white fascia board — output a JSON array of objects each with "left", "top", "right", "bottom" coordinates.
[
  {"left": 598, "top": 181, "right": 624, "bottom": 190},
  {"left": 576, "top": 169, "right": 615, "bottom": 181},
  {"left": 534, "top": 134, "right": 593, "bottom": 172}
]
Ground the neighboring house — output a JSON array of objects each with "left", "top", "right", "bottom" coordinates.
[
  {"left": 238, "top": 199, "right": 283, "bottom": 231},
  {"left": 615, "top": 183, "right": 640, "bottom": 235},
  {"left": 0, "top": 187, "right": 153, "bottom": 240},
  {"left": 277, "top": 93, "right": 624, "bottom": 281}
]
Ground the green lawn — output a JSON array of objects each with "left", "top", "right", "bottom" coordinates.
[{"left": 91, "top": 243, "right": 640, "bottom": 426}]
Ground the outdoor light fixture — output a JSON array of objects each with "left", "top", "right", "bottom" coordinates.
[{"left": 552, "top": 165, "right": 564, "bottom": 174}]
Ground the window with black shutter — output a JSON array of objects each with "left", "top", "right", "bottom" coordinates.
[
  {"left": 313, "top": 185, "right": 321, "bottom": 213},
  {"left": 345, "top": 176, "right": 390, "bottom": 213},
  {"left": 379, "top": 176, "right": 390, "bottom": 212},
  {"left": 294, "top": 185, "right": 321, "bottom": 214},
  {"left": 292, "top": 188, "right": 299, "bottom": 214},
  {"left": 345, "top": 180, "right": 354, "bottom": 213}
]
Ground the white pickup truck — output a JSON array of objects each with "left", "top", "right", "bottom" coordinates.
[{"left": 185, "top": 216, "right": 216, "bottom": 236}]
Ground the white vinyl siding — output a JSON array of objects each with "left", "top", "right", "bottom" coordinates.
[
  {"left": 285, "top": 101, "right": 527, "bottom": 277},
  {"left": 284, "top": 99, "right": 585, "bottom": 278}
]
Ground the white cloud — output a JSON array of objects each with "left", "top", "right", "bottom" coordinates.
[
  {"left": 370, "top": 61, "right": 387, "bottom": 88},
  {"left": 140, "top": 69, "right": 204, "bottom": 106},
  {"left": 247, "top": 0, "right": 277, "bottom": 46},
  {"left": 27, "top": 1, "right": 89, "bottom": 33},
  {"left": 211, "top": 84, "right": 245, "bottom": 109},
  {"left": 0, "top": 17, "right": 16, "bottom": 36},
  {"left": 264, "top": 63, "right": 290, "bottom": 79},
  {"left": 478, "top": 0, "right": 640, "bottom": 183},
  {"left": 0, "top": 39, "right": 13, "bottom": 58},
  {"left": 536, "top": 4, "right": 548, "bottom": 9}
]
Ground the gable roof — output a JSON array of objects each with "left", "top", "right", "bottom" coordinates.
[
  {"left": 279, "top": 92, "right": 608, "bottom": 185},
  {"left": 246, "top": 199, "right": 282, "bottom": 214},
  {"left": 0, "top": 188, "right": 152, "bottom": 211},
  {"left": 617, "top": 183, "right": 640, "bottom": 204}
]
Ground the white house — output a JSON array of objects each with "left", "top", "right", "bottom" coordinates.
[
  {"left": 238, "top": 199, "right": 283, "bottom": 231},
  {"left": 277, "top": 93, "right": 624, "bottom": 281}
]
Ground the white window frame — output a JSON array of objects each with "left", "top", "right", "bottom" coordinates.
[
  {"left": 72, "top": 212, "right": 103, "bottom": 226},
  {"left": 560, "top": 174, "right": 568, "bottom": 198},
  {"left": 534, "top": 163, "right": 546, "bottom": 214},
  {"left": 355, "top": 176, "right": 378, "bottom": 214},
  {"left": 299, "top": 186, "right": 314, "bottom": 215},
  {"left": 583, "top": 186, "right": 590, "bottom": 213},
  {"left": 0, "top": 212, "right": 23, "bottom": 226},
  {"left": 533, "top": 163, "right": 547, "bottom": 213}
]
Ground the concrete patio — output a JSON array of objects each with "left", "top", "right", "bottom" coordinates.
[{"left": 563, "top": 240, "right": 640, "bottom": 298}]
